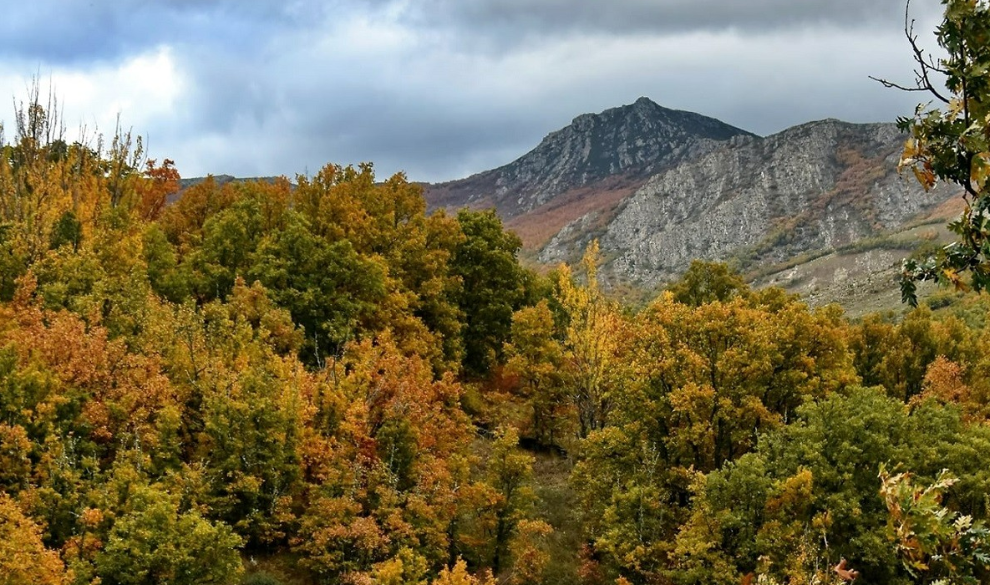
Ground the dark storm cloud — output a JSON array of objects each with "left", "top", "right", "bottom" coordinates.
[
  {"left": 2, "top": 0, "right": 939, "bottom": 64},
  {"left": 394, "top": 0, "right": 943, "bottom": 40}
]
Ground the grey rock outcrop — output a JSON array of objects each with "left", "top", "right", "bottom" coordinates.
[{"left": 539, "top": 119, "right": 953, "bottom": 286}]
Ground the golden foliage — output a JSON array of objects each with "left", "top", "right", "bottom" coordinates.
[{"left": 0, "top": 492, "right": 72, "bottom": 585}]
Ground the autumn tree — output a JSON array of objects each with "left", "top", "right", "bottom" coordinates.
[
  {"left": 294, "top": 333, "right": 475, "bottom": 582},
  {"left": 504, "top": 300, "right": 569, "bottom": 448},
  {"left": 849, "top": 307, "right": 979, "bottom": 403},
  {"left": 460, "top": 426, "right": 542, "bottom": 577},
  {"left": 507, "top": 519, "right": 554, "bottom": 585},
  {"left": 158, "top": 175, "right": 237, "bottom": 250},
  {"left": 0, "top": 492, "right": 71, "bottom": 585},
  {"left": 572, "top": 286, "right": 856, "bottom": 583},
  {"left": 556, "top": 241, "right": 628, "bottom": 439},
  {"left": 667, "top": 260, "right": 749, "bottom": 307},
  {"left": 632, "top": 292, "right": 853, "bottom": 473},
  {"left": 134, "top": 158, "right": 180, "bottom": 222},
  {"left": 431, "top": 559, "right": 496, "bottom": 585}
]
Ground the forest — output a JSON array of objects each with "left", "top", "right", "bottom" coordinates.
[{"left": 3, "top": 2, "right": 990, "bottom": 584}]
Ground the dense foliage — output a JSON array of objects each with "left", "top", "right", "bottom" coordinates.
[
  {"left": 0, "top": 100, "right": 548, "bottom": 584},
  {"left": 3, "top": 106, "right": 990, "bottom": 584}
]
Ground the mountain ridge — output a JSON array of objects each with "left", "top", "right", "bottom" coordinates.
[{"left": 540, "top": 116, "right": 956, "bottom": 301}]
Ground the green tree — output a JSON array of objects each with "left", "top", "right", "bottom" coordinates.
[
  {"left": 189, "top": 196, "right": 265, "bottom": 300},
  {"left": 95, "top": 485, "right": 243, "bottom": 585},
  {"left": 673, "top": 387, "right": 990, "bottom": 585},
  {"left": 142, "top": 224, "right": 190, "bottom": 303},
  {"left": 248, "top": 212, "right": 386, "bottom": 366},
  {"left": 475, "top": 426, "right": 538, "bottom": 575},
  {"left": 48, "top": 210, "right": 82, "bottom": 251},
  {"left": 450, "top": 209, "right": 528, "bottom": 376},
  {"left": 667, "top": 261, "right": 749, "bottom": 307}
]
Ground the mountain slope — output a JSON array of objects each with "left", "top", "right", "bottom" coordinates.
[{"left": 538, "top": 119, "right": 956, "bottom": 289}]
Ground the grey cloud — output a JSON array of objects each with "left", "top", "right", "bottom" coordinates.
[
  {"left": 3, "top": 0, "right": 941, "bottom": 65},
  {"left": 162, "top": 27, "right": 927, "bottom": 183},
  {"left": 167, "top": 45, "right": 549, "bottom": 180},
  {"left": 0, "top": 0, "right": 331, "bottom": 63},
  {"left": 395, "top": 0, "right": 943, "bottom": 41}
]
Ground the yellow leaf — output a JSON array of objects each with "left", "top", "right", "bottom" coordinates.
[
  {"left": 949, "top": 97, "right": 966, "bottom": 118},
  {"left": 913, "top": 165, "right": 936, "bottom": 191},
  {"left": 943, "top": 268, "right": 970, "bottom": 291},
  {"left": 971, "top": 152, "right": 990, "bottom": 190}
]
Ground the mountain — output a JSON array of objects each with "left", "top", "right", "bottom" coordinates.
[
  {"left": 426, "top": 99, "right": 959, "bottom": 311},
  {"left": 177, "top": 175, "right": 285, "bottom": 191},
  {"left": 424, "top": 97, "right": 756, "bottom": 248}
]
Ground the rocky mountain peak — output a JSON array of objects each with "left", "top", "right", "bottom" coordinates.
[{"left": 424, "top": 98, "right": 755, "bottom": 219}]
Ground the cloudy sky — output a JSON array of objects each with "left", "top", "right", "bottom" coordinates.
[{"left": 0, "top": 0, "right": 945, "bottom": 182}]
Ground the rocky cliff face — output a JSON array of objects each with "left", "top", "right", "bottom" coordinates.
[
  {"left": 424, "top": 97, "right": 755, "bottom": 219},
  {"left": 538, "top": 119, "right": 955, "bottom": 286}
]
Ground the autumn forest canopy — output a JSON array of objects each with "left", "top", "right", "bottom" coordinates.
[{"left": 3, "top": 2, "right": 990, "bottom": 585}]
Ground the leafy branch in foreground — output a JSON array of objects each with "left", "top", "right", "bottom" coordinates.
[
  {"left": 880, "top": 467, "right": 990, "bottom": 584},
  {"left": 875, "top": 0, "right": 990, "bottom": 305}
]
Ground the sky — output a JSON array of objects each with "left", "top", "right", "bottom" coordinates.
[{"left": 0, "top": 0, "right": 947, "bottom": 183}]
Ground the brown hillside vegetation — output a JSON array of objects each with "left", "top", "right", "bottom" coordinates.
[{"left": 506, "top": 177, "right": 641, "bottom": 250}]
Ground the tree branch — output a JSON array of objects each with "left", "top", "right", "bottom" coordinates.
[{"left": 872, "top": 0, "right": 951, "bottom": 104}]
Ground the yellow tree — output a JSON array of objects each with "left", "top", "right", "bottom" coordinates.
[
  {"left": 507, "top": 519, "right": 554, "bottom": 585},
  {"left": 573, "top": 283, "right": 855, "bottom": 583},
  {"left": 0, "top": 493, "right": 72, "bottom": 585},
  {"left": 556, "top": 241, "right": 628, "bottom": 438},
  {"left": 431, "top": 559, "right": 496, "bottom": 585},
  {"left": 504, "top": 300, "right": 569, "bottom": 448}
]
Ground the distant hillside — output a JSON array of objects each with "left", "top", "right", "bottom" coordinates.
[{"left": 173, "top": 175, "right": 287, "bottom": 203}]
